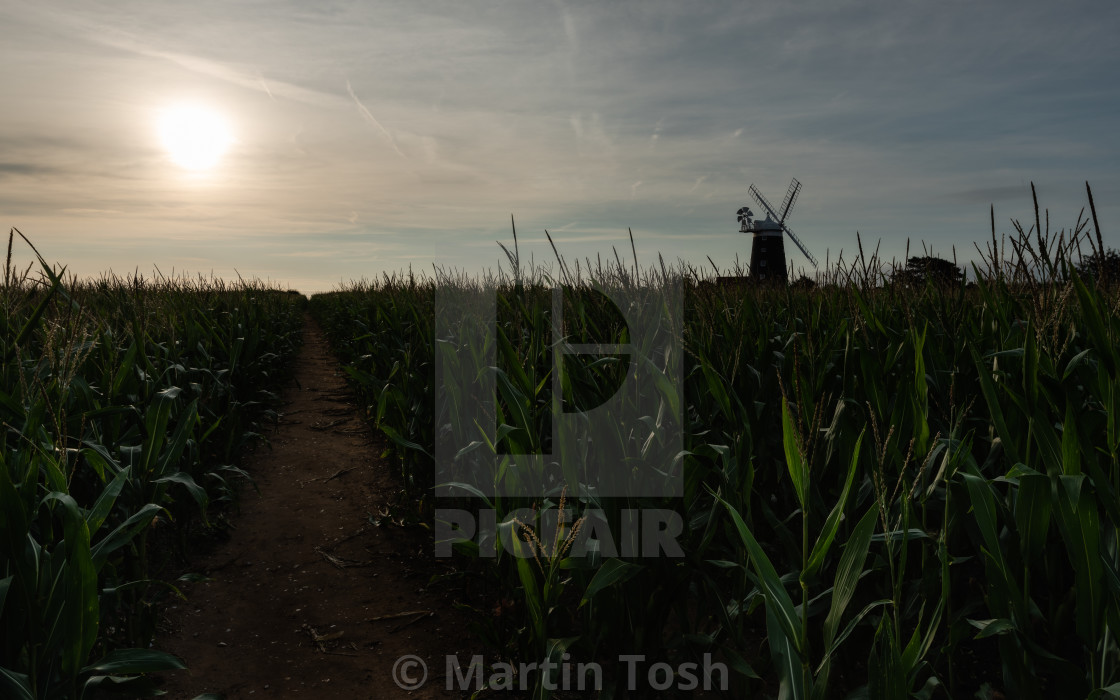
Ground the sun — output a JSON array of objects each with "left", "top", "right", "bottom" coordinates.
[{"left": 158, "top": 104, "right": 233, "bottom": 171}]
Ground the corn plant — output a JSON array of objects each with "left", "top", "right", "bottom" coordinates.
[
  {"left": 1, "top": 230, "right": 304, "bottom": 698},
  {"left": 314, "top": 184, "right": 1120, "bottom": 698}
]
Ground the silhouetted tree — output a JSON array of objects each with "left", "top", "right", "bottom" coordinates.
[
  {"left": 1076, "top": 249, "right": 1120, "bottom": 284},
  {"left": 893, "top": 256, "right": 964, "bottom": 288}
]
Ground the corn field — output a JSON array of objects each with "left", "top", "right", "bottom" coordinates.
[
  {"left": 0, "top": 231, "right": 305, "bottom": 699},
  {"left": 311, "top": 186, "right": 1120, "bottom": 698}
]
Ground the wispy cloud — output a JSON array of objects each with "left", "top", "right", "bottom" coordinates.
[
  {"left": 0, "top": 162, "right": 60, "bottom": 177},
  {"left": 945, "top": 185, "right": 1032, "bottom": 205},
  {"left": 258, "top": 75, "right": 276, "bottom": 101},
  {"left": 61, "top": 208, "right": 123, "bottom": 215},
  {"left": 346, "top": 80, "right": 406, "bottom": 159},
  {"left": 0, "top": 0, "right": 1116, "bottom": 289}
]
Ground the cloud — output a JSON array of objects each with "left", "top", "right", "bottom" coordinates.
[
  {"left": 0, "top": 0, "right": 1117, "bottom": 289},
  {"left": 569, "top": 112, "right": 613, "bottom": 155},
  {"left": 61, "top": 208, "right": 123, "bottom": 215},
  {"left": 946, "top": 185, "right": 1033, "bottom": 205},
  {"left": 14, "top": 5, "right": 336, "bottom": 106},
  {"left": 0, "top": 163, "right": 59, "bottom": 177},
  {"left": 136, "top": 48, "right": 330, "bottom": 104},
  {"left": 259, "top": 75, "right": 276, "bottom": 101},
  {"left": 346, "top": 80, "right": 406, "bottom": 159}
]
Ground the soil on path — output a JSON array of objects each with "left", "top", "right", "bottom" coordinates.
[{"left": 157, "top": 316, "right": 480, "bottom": 699}]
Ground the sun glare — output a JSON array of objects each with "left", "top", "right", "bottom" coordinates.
[{"left": 158, "top": 104, "right": 233, "bottom": 171}]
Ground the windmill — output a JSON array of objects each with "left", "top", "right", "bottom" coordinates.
[{"left": 737, "top": 178, "right": 817, "bottom": 283}]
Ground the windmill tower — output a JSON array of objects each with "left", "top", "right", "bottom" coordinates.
[{"left": 737, "top": 178, "right": 818, "bottom": 283}]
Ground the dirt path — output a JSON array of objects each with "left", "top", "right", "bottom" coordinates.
[{"left": 157, "top": 316, "right": 479, "bottom": 699}]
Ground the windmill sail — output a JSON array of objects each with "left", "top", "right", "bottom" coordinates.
[
  {"left": 778, "top": 223, "right": 817, "bottom": 268},
  {"left": 748, "top": 184, "right": 780, "bottom": 224},
  {"left": 749, "top": 181, "right": 817, "bottom": 268},
  {"left": 778, "top": 178, "right": 801, "bottom": 223}
]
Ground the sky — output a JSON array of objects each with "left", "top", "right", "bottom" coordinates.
[{"left": 2, "top": 0, "right": 1118, "bottom": 293}]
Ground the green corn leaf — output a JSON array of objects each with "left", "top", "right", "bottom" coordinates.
[
  {"left": 85, "top": 465, "right": 131, "bottom": 536},
  {"left": 0, "top": 666, "right": 33, "bottom": 700},
  {"left": 901, "top": 598, "right": 943, "bottom": 672},
  {"left": 805, "top": 431, "right": 865, "bottom": 581},
  {"left": 970, "top": 346, "right": 1021, "bottom": 464},
  {"left": 642, "top": 354, "right": 680, "bottom": 424},
  {"left": 81, "top": 442, "right": 123, "bottom": 479},
  {"left": 434, "top": 481, "right": 494, "bottom": 509},
  {"left": 781, "top": 398, "right": 809, "bottom": 511},
  {"left": 140, "top": 388, "right": 179, "bottom": 474},
  {"left": 817, "top": 598, "right": 891, "bottom": 680},
  {"left": 699, "top": 362, "right": 733, "bottom": 420},
  {"left": 497, "top": 325, "right": 535, "bottom": 399},
  {"left": 1054, "top": 474, "right": 1103, "bottom": 642},
  {"left": 494, "top": 368, "right": 536, "bottom": 450},
  {"left": 1023, "top": 322, "right": 1039, "bottom": 404},
  {"left": 110, "top": 341, "right": 139, "bottom": 398},
  {"left": 80, "top": 674, "right": 164, "bottom": 699},
  {"left": 1014, "top": 472, "right": 1051, "bottom": 569},
  {"left": 90, "top": 503, "right": 162, "bottom": 570},
  {"left": 1063, "top": 348, "right": 1093, "bottom": 381},
  {"left": 40, "top": 492, "right": 99, "bottom": 676},
  {"left": 81, "top": 648, "right": 187, "bottom": 675},
  {"left": 1089, "top": 683, "right": 1120, "bottom": 699},
  {"left": 720, "top": 646, "right": 760, "bottom": 679},
  {"left": 537, "top": 637, "right": 581, "bottom": 699},
  {"left": 453, "top": 440, "right": 485, "bottom": 460},
  {"left": 516, "top": 556, "right": 545, "bottom": 645},
  {"left": 154, "top": 399, "right": 199, "bottom": 480},
  {"left": 822, "top": 505, "right": 879, "bottom": 652},
  {"left": 7, "top": 273, "right": 61, "bottom": 361},
  {"left": 766, "top": 603, "right": 806, "bottom": 700},
  {"left": 1028, "top": 402, "right": 1063, "bottom": 475},
  {"left": 154, "top": 472, "right": 210, "bottom": 519},
  {"left": 868, "top": 616, "right": 906, "bottom": 700},
  {"left": 0, "top": 575, "right": 10, "bottom": 618},
  {"left": 380, "top": 424, "right": 433, "bottom": 458},
  {"left": 1061, "top": 401, "right": 1081, "bottom": 475},
  {"left": 714, "top": 491, "right": 803, "bottom": 656},
  {"left": 962, "top": 468, "right": 1006, "bottom": 572},
  {"left": 580, "top": 559, "right": 642, "bottom": 607},
  {"left": 968, "top": 618, "right": 1015, "bottom": 639},
  {"left": 1072, "top": 271, "right": 1117, "bottom": 376}
]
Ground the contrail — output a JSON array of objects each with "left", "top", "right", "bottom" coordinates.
[
  {"left": 346, "top": 80, "right": 405, "bottom": 159},
  {"left": 259, "top": 75, "right": 275, "bottom": 101}
]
